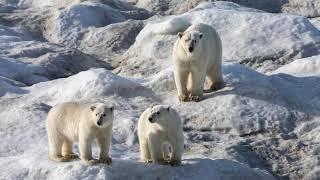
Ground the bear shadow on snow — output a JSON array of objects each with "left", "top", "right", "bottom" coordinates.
[{"left": 203, "top": 64, "right": 320, "bottom": 116}]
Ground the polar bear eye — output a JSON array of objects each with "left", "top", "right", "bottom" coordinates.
[
  {"left": 103, "top": 114, "right": 106, "bottom": 117},
  {"left": 96, "top": 113, "right": 99, "bottom": 116},
  {"left": 157, "top": 112, "right": 160, "bottom": 115}
]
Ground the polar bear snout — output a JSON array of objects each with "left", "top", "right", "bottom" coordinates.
[
  {"left": 148, "top": 117, "right": 154, "bottom": 123},
  {"left": 188, "top": 46, "right": 193, "bottom": 53},
  {"left": 97, "top": 118, "right": 103, "bottom": 126}
]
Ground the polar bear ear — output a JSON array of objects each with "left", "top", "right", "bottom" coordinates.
[
  {"left": 90, "top": 105, "right": 96, "bottom": 111},
  {"left": 178, "top": 32, "right": 183, "bottom": 38},
  {"left": 199, "top": 33, "right": 203, "bottom": 39}
]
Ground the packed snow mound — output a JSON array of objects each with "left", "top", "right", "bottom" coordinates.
[
  {"left": 0, "top": 67, "right": 279, "bottom": 179},
  {"left": 134, "top": 0, "right": 287, "bottom": 15},
  {"left": 270, "top": 55, "right": 320, "bottom": 77},
  {"left": 2, "top": 6, "right": 149, "bottom": 62},
  {"left": 28, "top": 68, "right": 144, "bottom": 103},
  {"left": 0, "top": 24, "right": 109, "bottom": 85},
  {"left": 116, "top": 1, "right": 320, "bottom": 77},
  {"left": 46, "top": 1, "right": 126, "bottom": 46},
  {"left": 2, "top": 62, "right": 320, "bottom": 178},
  {"left": 282, "top": 0, "right": 320, "bottom": 18},
  {"left": 79, "top": 20, "right": 145, "bottom": 60},
  {"left": 44, "top": 0, "right": 150, "bottom": 44}
]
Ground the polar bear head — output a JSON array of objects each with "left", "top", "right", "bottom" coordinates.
[
  {"left": 178, "top": 31, "right": 203, "bottom": 54},
  {"left": 147, "top": 105, "right": 171, "bottom": 125},
  {"left": 90, "top": 103, "right": 114, "bottom": 127}
]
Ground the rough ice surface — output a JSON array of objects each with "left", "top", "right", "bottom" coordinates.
[
  {"left": 1, "top": 0, "right": 320, "bottom": 180},
  {"left": 282, "top": 0, "right": 320, "bottom": 18}
]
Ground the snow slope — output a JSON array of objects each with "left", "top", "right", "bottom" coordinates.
[
  {"left": 0, "top": 68, "right": 277, "bottom": 180},
  {"left": 116, "top": 1, "right": 320, "bottom": 78},
  {"left": 1, "top": 0, "right": 320, "bottom": 180}
]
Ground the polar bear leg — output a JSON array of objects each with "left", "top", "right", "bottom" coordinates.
[
  {"left": 140, "top": 139, "right": 152, "bottom": 163},
  {"left": 79, "top": 134, "right": 97, "bottom": 165},
  {"left": 190, "top": 68, "right": 206, "bottom": 101},
  {"left": 62, "top": 140, "right": 78, "bottom": 159},
  {"left": 96, "top": 129, "right": 112, "bottom": 165},
  {"left": 174, "top": 66, "right": 189, "bottom": 101},
  {"left": 207, "top": 63, "right": 224, "bottom": 91},
  {"left": 148, "top": 135, "right": 167, "bottom": 164},
  {"left": 169, "top": 138, "right": 183, "bottom": 166},
  {"left": 47, "top": 127, "right": 69, "bottom": 162}
]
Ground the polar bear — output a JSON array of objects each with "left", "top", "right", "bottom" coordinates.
[
  {"left": 138, "top": 105, "right": 184, "bottom": 166},
  {"left": 173, "top": 23, "right": 224, "bottom": 102},
  {"left": 46, "top": 102, "right": 113, "bottom": 165}
]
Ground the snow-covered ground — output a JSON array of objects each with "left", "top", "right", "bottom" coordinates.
[{"left": 1, "top": 1, "right": 320, "bottom": 180}]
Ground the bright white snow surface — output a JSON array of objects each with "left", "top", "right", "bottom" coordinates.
[
  {"left": 117, "top": 2, "right": 320, "bottom": 76},
  {"left": 1, "top": 1, "right": 320, "bottom": 180}
]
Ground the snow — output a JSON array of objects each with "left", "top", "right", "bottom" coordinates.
[
  {"left": 0, "top": 68, "right": 278, "bottom": 179},
  {"left": 282, "top": 0, "right": 320, "bottom": 18},
  {"left": 117, "top": 1, "right": 320, "bottom": 78},
  {"left": 1, "top": 0, "right": 320, "bottom": 179},
  {"left": 270, "top": 55, "right": 320, "bottom": 77},
  {"left": 0, "top": 23, "right": 110, "bottom": 85}
]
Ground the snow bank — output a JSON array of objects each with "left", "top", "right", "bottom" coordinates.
[
  {"left": 270, "top": 55, "right": 320, "bottom": 77},
  {"left": 44, "top": 1, "right": 150, "bottom": 48},
  {"left": 117, "top": 1, "right": 320, "bottom": 77},
  {"left": 28, "top": 68, "right": 144, "bottom": 103},
  {"left": 2, "top": 59, "right": 320, "bottom": 178},
  {"left": 0, "top": 67, "right": 281, "bottom": 179},
  {"left": 0, "top": 23, "right": 109, "bottom": 85}
]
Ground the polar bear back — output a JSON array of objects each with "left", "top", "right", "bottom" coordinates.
[{"left": 47, "top": 102, "right": 89, "bottom": 142}]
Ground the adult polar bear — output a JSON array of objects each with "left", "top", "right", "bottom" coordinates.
[
  {"left": 138, "top": 105, "right": 184, "bottom": 166},
  {"left": 46, "top": 102, "right": 113, "bottom": 165},
  {"left": 173, "top": 23, "right": 224, "bottom": 102}
]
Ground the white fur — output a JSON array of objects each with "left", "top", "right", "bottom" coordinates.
[
  {"left": 172, "top": 23, "right": 224, "bottom": 102},
  {"left": 46, "top": 102, "right": 113, "bottom": 165},
  {"left": 137, "top": 105, "right": 184, "bottom": 165}
]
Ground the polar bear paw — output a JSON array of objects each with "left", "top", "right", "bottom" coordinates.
[
  {"left": 178, "top": 94, "right": 189, "bottom": 102},
  {"left": 49, "top": 155, "right": 71, "bottom": 162},
  {"left": 99, "top": 157, "right": 112, "bottom": 165},
  {"left": 169, "top": 160, "right": 181, "bottom": 166},
  {"left": 189, "top": 95, "right": 201, "bottom": 102},
  {"left": 210, "top": 81, "right": 225, "bottom": 91},
  {"left": 63, "top": 153, "right": 79, "bottom": 160},
  {"left": 83, "top": 159, "right": 99, "bottom": 166},
  {"left": 143, "top": 159, "right": 153, "bottom": 163}
]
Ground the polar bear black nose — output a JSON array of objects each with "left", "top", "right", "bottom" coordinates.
[
  {"left": 148, "top": 117, "right": 153, "bottom": 122},
  {"left": 188, "top": 46, "right": 193, "bottom": 52},
  {"left": 97, "top": 119, "right": 103, "bottom": 126}
]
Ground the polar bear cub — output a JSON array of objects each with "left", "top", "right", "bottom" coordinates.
[
  {"left": 46, "top": 102, "right": 113, "bottom": 165},
  {"left": 138, "top": 105, "right": 184, "bottom": 165},
  {"left": 173, "top": 23, "right": 224, "bottom": 102}
]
